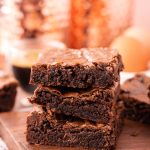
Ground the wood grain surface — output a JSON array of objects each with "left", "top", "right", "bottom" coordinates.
[{"left": 0, "top": 112, "right": 149, "bottom": 150}]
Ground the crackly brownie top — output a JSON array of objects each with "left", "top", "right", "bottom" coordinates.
[
  {"left": 0, "top": 70, "right": 18, "bottom": 89},
  {"left": 121, "top": 74, "right": 150, "bottom": 104},
  {"left": 36, "top": 48, "right": 119, "bottom": 66}
]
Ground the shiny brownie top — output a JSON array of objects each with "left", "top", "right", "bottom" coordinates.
[{"left": 36, "top": 48, "right": 119, "bottom": 66}]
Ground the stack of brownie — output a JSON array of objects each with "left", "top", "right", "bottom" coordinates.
[{"left": 27, "top": 48, "right": 124, "bottom": 149}]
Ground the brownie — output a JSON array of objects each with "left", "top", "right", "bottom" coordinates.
[
  {"left": 26, "top": 104, "right": 124, "bottom": 149},
  {"left": 29, "top": 82, "right": 119, "bottom": 124},
  {"left": 30, "top": 48, "right": 123, "bottom": 88},
  {"left": 0, "top": 71, "right": 18, "bottom": 112},
  {"left": 119, "top": 74, "right": 150, "bottom": 124}
]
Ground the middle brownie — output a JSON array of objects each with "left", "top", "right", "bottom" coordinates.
[{"left": 29, "top": 82, "right": 119, "bottom": 124}]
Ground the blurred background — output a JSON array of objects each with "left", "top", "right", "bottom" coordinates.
[
  {"left": 134, "top": 0, "right": 150, "bottom": 29},
  {"left": 0, "top": 0, "right": 150, "bottom": 94}
]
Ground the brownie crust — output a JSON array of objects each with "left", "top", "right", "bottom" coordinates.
[
  {"left": 30, "top": 48, "right": 123, "bottom": 88},
  {"left": 26, "top": 107, "right": 124, "bottom": 149},
  {"left": 29, "top": 82, "right": 119, "bottom": 124}
]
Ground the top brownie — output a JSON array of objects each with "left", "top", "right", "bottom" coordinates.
[{"left": 30, "top": 48, "right": 123, "bottom": 88}]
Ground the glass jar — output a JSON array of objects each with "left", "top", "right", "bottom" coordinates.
[
  {"left": 7, "top": 39, "right": 65, "bottom": 93},
  {"left": 68, "top": 0, "right": 134, "bottom": 48}
]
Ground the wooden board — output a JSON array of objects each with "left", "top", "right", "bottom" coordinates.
[{"left": 0, "top": 112, "right": 150, "bottom": 150}]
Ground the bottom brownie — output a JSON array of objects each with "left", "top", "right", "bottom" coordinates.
[
  {"left": 119, "top": 74, "right": 150, "bottom": 124},
  {"left": 26, "top": 104, "right": 124, "bottom": 149}
]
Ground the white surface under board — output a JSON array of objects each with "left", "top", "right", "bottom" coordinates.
[{"left": 120, "top": 70, "right": 150, "bottom": 84}]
